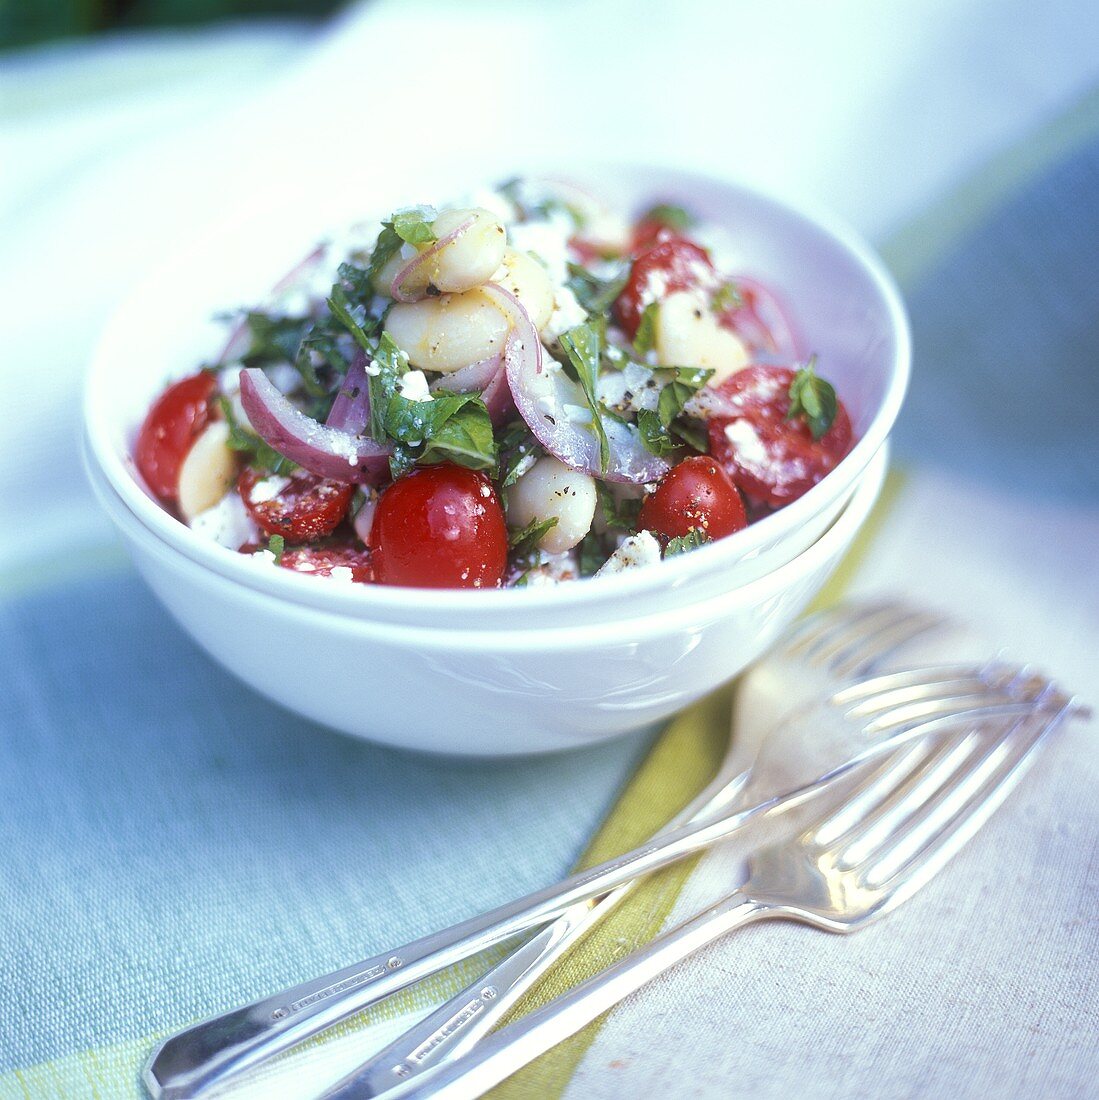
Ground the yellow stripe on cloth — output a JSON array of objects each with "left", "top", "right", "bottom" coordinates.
[{"left": 487, "top": 468, "right": 908, "bottom": 1099}]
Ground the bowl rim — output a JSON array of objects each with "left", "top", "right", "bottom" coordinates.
[
  {"left": 84, "top": 162, "right": 909, "bottom": 616},
  {"left": 88, "top": 441, "right": 888, "bottom": 648}
]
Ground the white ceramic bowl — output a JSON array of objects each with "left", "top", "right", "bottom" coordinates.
[
  {"left": 85, "top": 163, "right": 908, "bottom": 630},
  {"left": 85, "top": 444, "right": 887, "bottom": 755}
]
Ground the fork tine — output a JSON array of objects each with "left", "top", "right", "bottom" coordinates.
[
  {"left": 778, "top": 601, "right": 904, "bottom": 662},
  {"left": 828, "top": 610, "right": 948, "bottom": 679},
  {"left": 863, "top": 701, "right": 1072, "bottom": 895},
  {"left": 831, "top": 662, "right": 1020, "bottom": 706}
]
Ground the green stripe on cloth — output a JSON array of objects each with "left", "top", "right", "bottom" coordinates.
[{"left": 485, "top": 469, "right": 908, "bottom": 1100}]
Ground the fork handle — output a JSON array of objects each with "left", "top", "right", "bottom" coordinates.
[
  {"left": 144, "top": 801, "right": 769, "bottom": 1099},
  {"left": 321, "top": 893, "right": 771, "bottom": 1100}
]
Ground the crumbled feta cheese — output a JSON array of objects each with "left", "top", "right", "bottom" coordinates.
[
  {"left": 190, "top": 491, "right": 258, "bottom": 549},
  {"left": 509, "top": 452, "right": 538, "bottom": 482},
  {"left": 562, "top": 402, "right": 593, "bottom": 425},
  {"left": 543, "top": 285, "right": 589, "bottom": 343},
  {"left": 723, "top": 418, "right": 768, "bottom": 466},
  {"left": 596, "top": 360, "right": 660, "bottom": 414},
  {"left": 247, "top": 475, "right": 289, "bottom": 504},
  {"left": 517, "top": 550, "right": 579, "bottom": 587},
  {"left": 396, "top": 370, "right": 433, "bottom": 403},
  {"left": 328, "top": 566, "right": 355, "bottom": 583},
  {"left": 595, "top": 530, "right": 662, "bottom": 576}
]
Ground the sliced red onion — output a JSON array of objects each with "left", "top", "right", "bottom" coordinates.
[
  {"left": 486, "top": 284, "right": 669, "bottom": 484},
  {"left": 239, "top": 368, "right": 390, "bottom": 485},
  {"left": 429, "top": 353, "right": 514, "bottom": 427},
  {"left": 721, "top": 276, "right": 803, "bottom": 360},
  {"left": 325, "top": 352, "right": 371, "bottom": 435},
  {"left": 429, "top": 354, "right": 502, "bottom": 395},
  {"left": 390, "top": 216, "right": 476, "bottom": 303}
]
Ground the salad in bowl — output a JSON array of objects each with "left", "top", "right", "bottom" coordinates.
[{"left": 134, "top": 178, "right": 854, "bottom": 590}]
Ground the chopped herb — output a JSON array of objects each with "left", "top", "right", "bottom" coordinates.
[
  {"left": 633, "top": 301, "right": 659, "bottom": 355},
  {"left": 566, "top": 261, "right": 628, "bottom": 315},
  {"left": 595, "top": 481, "right": 641, "bottom": 531},
  {"left": 665, "top": 529, "right": 711, "bottom": 556},
  {"left": 635, "top": 366, "right": 712, "bottom": 458},
  {"left": 498, "top": 420, "right": 543, "bottom": 488},
  {"left": 417, "top": 401, "right": 497, "bottom": 473},
  {"left": 640, "top": 203, "right": 694, "bottom": 231},
  {"left": 637, "top": 408, "right": 680, "bottom": 456},
  {"left": 267, "top": 535, "right": 285, "bottom": 563},
  {"left": 241, "top": 312, "right": 308, "bottom": 365},
  {"left": 711, "top": 281, "right": 743, "bottom": 314},
  {"left": 365, "top": 223, "right": 403, "bottom": 290},
  {"left": 577, "top": 532, "right": 609, "bottom": 577},
  {"left": 508, "top": 516, "right": 558, "bottom": 557},
  {"left": 497, "top": 178, "right": 587, "bottom": 227},
  {"left": 218, "top": 395, "right": 296, "bottom": 474},
  {"left": 390, "top": 207, "right": 437, "bottom": 245},
  {"left": 786, "top": 354, "right": 838, "bottom": 440},
  {"left": 560, "top": 320, "right": 611, "bottom": 473},
  {"left": 671, "top": 419, "right": 710, "bottom": 453}
]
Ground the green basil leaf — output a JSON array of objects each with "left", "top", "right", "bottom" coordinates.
[
  {"left": 560, "top": 320, "right": 611, "bottom": 474},
  {"left": 508, "top": 516, "right": 559, "bottom": 557},
  {"left": 391, "top": 207, "right": 437, "bottom": 245},
  {"left": 711, "top": 281, "right": 743, "bottom": 314},
  {"left": 417, "top": 401, "right": 497, "bottom": 472},
  {"left": 786, "top": 354, "right": 838, "bottom": 440},
  {"left": 565, "top": 261, "right": 629, "bottom": 315},
  {"left": 665, "top": 529, "right": 711, "bottom": 556},
  {"left": 633, "top": 301, "right": 659, "bottom": 355},
  {"left": 595, "top": 482, "right": 641, "bottom": 531},
  {"left": 637, "top": 408, "right": 680, "bottom": 457},
  {"left": 267, "top": 535, "right": 285, "bottom": 563},
  {"left": 639, "top": 203, "right": 694, "bottom": 231}
]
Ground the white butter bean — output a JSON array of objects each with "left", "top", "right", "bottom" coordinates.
[
  {"left": 507, "top": 456, "right": 597, "bottom": 553},
  {"left": 177, "top": 421, "right": 238, "bottom": 521},
  {"left": 385, "top": 288, "right": 510, "bottom": 373},
  {"left": 428, "top": 207, "right": 508, "bottom": 293},
  {"left": 656, "top": 290, "right": 749, "bottom": 382},
  {"left": 492, "top": 248, "right": 555, "bottom": 330}
]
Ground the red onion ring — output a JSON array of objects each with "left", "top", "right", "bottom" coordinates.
[
  {"left": 239, "top": 368, "right": 390, "bottom": 485},
  {"left": 390, "top": 216, "right": 476, "bottom": 303},
  {"left": 486, "top": 284, "right": 670, "bottom": 484},
  {"left": 720, "top": 276, "right": 803, "bottom": 360},
  {"left": 428, "top": 353, "right": 515, "bottom": 427},
  {"left": 429, "top": 354, "right": 502, "bottom": 395},
  {"left": 325, "top": 352, "right": 371, "bottom": 435}
]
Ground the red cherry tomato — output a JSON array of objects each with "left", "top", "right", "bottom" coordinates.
[
  {"left": 708, "top": 365, "right": 853, "bottom": 507},
  {"left": 614, "top": 238, "right": 716, "bottom": 339},
  {"left": 638, "top": 456, "right": 748, "bottom": 544},
  {"left": 238, "top": 467, "right": 354, "bottom": 543},
  {"left": 278, "top": 541, "right": 373, "bottom": 582},
  {"left": 368, "top": 465, "right": 508, "bottom": 589},
  {"left": 134, "top": 372, "right": 217, "bottom": 501}
]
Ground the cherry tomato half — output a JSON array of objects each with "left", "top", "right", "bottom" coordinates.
[
  {"left": 368, "top": 465, "right": 508, "bottom": 589},
  {"left": 614, "top": 238, "right": 716, "bottom": 339},
  {"left": 279, "top": 541, "right": 373, "bottom": 582},
  {"left": 134, "top": 371, "right": 217, "bottom": 502},
  {"left": 238, "top": 468, "right": 354, "bottom": 543},
  {"left": 708, "top": 365, "right": 853, "bottom": 507},
  {"left": 638, "top": 456, "right": 748, "bottom": 544}
]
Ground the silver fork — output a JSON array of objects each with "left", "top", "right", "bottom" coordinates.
[
  {"left": 145, "top": 645, "right": 1046, "bottom": 1097},
  {"left": 336, "top": 602, "right": 949, "bottom": 1095},
  {"left": 328, "top": 688, "right": 1080, "bottom": 1100}
]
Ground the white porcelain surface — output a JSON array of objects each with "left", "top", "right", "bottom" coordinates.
[
  {"left": 84, "top": 162, "right": 908, "bottom": 631},
  {"left": 86, "top": 446, "right": 886, "bottom": 756}
]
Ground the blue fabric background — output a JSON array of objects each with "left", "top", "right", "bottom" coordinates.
[{"left": 0, "top": 574, "right": 650, "bottom": 1069}]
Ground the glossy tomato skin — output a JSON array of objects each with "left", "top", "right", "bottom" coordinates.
[
  {"left": 638, "top": 456, "right": 747, "bottom": 543},
  {"left": 708, "top": 365, "right": 853, "bottom": 507},
  {"left": 614, "top": 238, "right": 715, "bottom": 339},
  {"left": 368, "top": 465, "right": 508, "bottom": 589},
  {"left": 135, "top": 371, "right": 217, "bottom": 501},
  {"left": 238, "top": 467, "right": 354, "bottom": 543}
]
